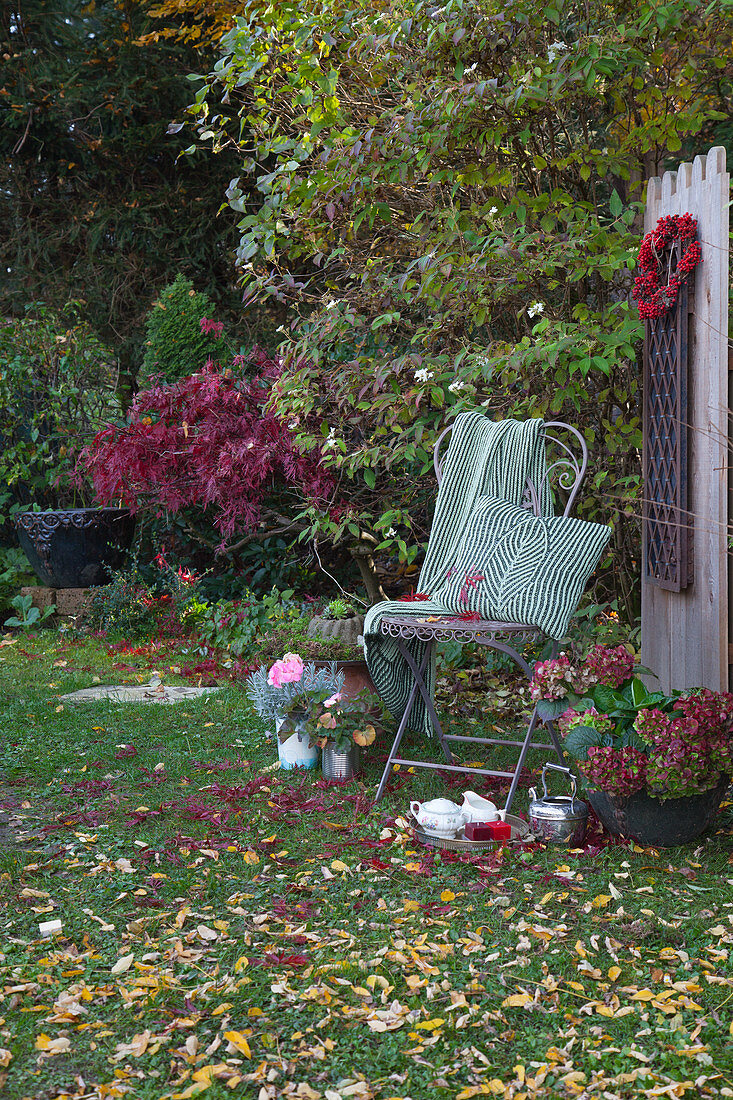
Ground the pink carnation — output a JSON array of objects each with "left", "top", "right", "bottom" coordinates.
[{"left": 267, "top": 652, "right": 304, "bottom": 687}]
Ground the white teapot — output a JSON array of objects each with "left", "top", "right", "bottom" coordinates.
[{"left": 410, "top": 798, "right": 468, "bottom": 837}]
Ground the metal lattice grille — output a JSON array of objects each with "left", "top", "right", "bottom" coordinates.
[{"left": 642, "top": 242, "right": 692, "bottom": 591}]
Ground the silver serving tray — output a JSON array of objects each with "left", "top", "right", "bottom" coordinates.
[{"left": 409, "top": 812, "right": 528, "bottom": 850}]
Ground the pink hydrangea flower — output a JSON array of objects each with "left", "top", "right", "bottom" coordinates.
[
  {"left": 267, "top": 652, "right": 304, "bottom": 687},
  {"left": 583, "top": 644, "right": 635, "bottom": 689}
]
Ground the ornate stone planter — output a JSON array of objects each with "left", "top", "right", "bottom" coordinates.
[
  {"left": 586, "top": 775, "right": 728, "bottom": 848},
  {"left": 14, "top": 508, "right": 135, "bottom": 588}
]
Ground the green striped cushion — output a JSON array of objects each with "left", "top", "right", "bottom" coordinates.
[{"left": 431, "top": 495, "right": 611, "bottom": 640}]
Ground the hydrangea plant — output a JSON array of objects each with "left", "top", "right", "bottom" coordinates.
[{"left": 531, "top": 646, "right": 733, "bottom": 800}]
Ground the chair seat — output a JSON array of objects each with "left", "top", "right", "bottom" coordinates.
[{"left": 379, "top": 614, "right": 540, "bottom": 644}]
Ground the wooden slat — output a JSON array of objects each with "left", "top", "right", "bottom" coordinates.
[{"left": 640, "top": 147, "right": 729, "bottom": 692}]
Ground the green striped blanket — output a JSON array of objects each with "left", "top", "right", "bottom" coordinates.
[{"left": 364, "top": 413, "right": 609, "bottom": 735}]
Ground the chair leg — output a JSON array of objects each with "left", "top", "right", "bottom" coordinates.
[
  {"left": 503, "top": 704, "right": 537, "bottom": 813},
  {"left": 395, "top": 640, "right": 454, "bottom": 764},
  {"left": 374, "top": 642, "right": 434, "bottom": 804}
]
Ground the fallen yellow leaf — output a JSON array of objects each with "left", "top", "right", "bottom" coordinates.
[
  {"left": 440, "top": 889, "right": 456, "bottom": 902},
  {"left": 35, "top": 1034, "right": 71, "bottom": 1055},
  {"left": 223, "top": 1030, "right": 252, "bottom": 1058}
]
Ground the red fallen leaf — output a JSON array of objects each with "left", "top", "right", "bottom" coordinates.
[
  {"left": 203, "top": 778, "right": 272, "bottom": 802},
  {"left": 115, "top": 744, "right": 138, "bottom": 759},
  {"left": 366, "top": 857, "right": 390, "bottom": 870},
  {"left": 190, "top": 756, "right": 250, "bottom": 772},
  {"left": 61, "top": 779, "right": 114, "bottom": 796},
  {"left": 264, "top": 952, "right": 309, "bottom": 967},
  {"left": 134, "top": 895, "right": 165, "bottom": 909},
  {"left": 451, "top": 611, "right": 483, "bottom": 622},
  {"left": 398, "top": 591, "right": 431, "bottom": 601}
]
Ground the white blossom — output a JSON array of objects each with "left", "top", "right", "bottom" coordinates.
[
  {"left": 448, "top": 379, "right": 468, "bottom": 394},
  {"left": 385, "top": 527, "right": 396, "bottom": 538},
  {"left": 527, "top": 301, "right": 545, "bottom": 318},
  {"left": 414, "top": 368, "right": 434, "bottom": 383},
  {"left": 547, "top": 40, "right": 569, "bottom": 63},
  {"left": 322, "top": 427, "right": 339, "bottom": 450},
  {"left": 488, "top": 206, "right": 498, "bottom": 216}
]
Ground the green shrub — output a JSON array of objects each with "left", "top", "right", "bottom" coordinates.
[
  {"left": 87, "top": 570, "right": 158, "bottom": 637},
  {"left": 3, "top": 592, "right": 56, "bottom": 631},
  {"left": 0, "top": 548, "right": 35, "bottom": 617},
  {"left": 141, "top": 274, "right": 235, "bottom": 384},
  {"left": 197, "top": 587, "right": 302, "bottom": 656},
  {"left": 0, "top": 303, "right": 121, "bottom": 523}
]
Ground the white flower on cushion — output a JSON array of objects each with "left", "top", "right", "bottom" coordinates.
[
  {"left": 527, "top": 301, "right": 545, "bottom": 318},
  {"left": 414, "top": 368, "right": 434, "bottom": 383}
]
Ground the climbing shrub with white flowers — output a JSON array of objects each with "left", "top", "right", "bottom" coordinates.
[{"left": 188, "top": 0, "right": 732, "bottom": 618}]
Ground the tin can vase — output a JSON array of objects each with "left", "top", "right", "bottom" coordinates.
[
  {"left": 275, "top": 717, "right": 318, "bottom": 771},
  {"left": 322, "top": 742, "right": 360, "bottom": 781}
]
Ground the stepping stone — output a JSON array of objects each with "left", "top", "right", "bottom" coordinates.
[{"left": 61, "top": 683, "right": 221, "bottom": 704}]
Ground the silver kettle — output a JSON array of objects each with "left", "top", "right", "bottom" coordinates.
[{"left": 529, "top": 763, "right": 588, "bottom": 846}]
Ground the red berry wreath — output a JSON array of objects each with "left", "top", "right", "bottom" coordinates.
[{"left": 632, "top": 212, "right": 702, "bottom": 320}]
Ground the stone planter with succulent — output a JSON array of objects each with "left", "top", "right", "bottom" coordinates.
[{"left": 305, "top": 598, "right": 374, "bottom": 699}]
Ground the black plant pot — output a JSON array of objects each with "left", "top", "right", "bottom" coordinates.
[
  {"left": 586, "top": 775, "right": 729, "bottom": 848},
  {"left": 15, "top": 508, "right": 135, "bottom": 588}
]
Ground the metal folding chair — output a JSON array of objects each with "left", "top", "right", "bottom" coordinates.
[{"left": 373, "top": 422, "right": 589, "bottom": 810}]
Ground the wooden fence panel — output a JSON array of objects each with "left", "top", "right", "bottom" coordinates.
[{"left": 640, "top": 146, "right": 729, "bottom": 693}]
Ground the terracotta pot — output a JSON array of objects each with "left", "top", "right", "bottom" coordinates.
[
  {"left": 314, "top": 659, "right": 375, "bottom": 701},
  {"left": 15, "top": 507, "right": 135, "bottom": 588},
  {"left": 586, "top": 775, "right": 728, "bottom": 847}
]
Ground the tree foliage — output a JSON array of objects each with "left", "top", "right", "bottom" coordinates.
[
  {"left": 188, "top": 0, "right": 732, "bottom": 617},
  {"left": 0, "top": 0, "right": 243, "bottom": 386},
  {"left": 0, "top": 304, "right": 121, "bottom": 525},
  {"left": 141, "top": 274, "right": 237, "bottom": 385},
  {"left": 79, "top": 350, "right": 334, "bottom": 552}
]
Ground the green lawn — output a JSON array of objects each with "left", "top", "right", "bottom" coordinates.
[{"left": 1, "top": 631, "right": 732, "bottom": 1100}]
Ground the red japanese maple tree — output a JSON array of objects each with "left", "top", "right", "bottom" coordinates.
[{"left": 79, "top": 348, "right": 334, "bottom": 550}]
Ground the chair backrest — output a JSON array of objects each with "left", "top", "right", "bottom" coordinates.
[{"left": 433, "top": 420, "right": 589, "bottom": 518}]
